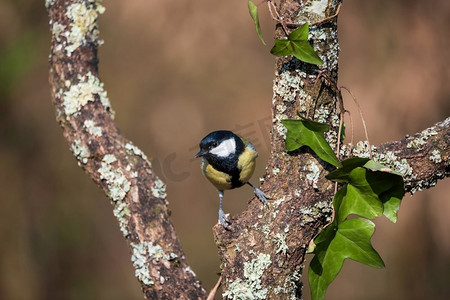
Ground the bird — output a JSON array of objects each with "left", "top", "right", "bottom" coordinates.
[{"left": 195, "top": 130, "right": 269, "bottom": 230}]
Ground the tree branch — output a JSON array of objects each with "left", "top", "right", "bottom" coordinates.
[
  {"left": 373, "top": 117, "right": 450, "bottom": 194},
  {"left": 46, "top": 1, "right": 449, "bottom": 299},
  {"left": 215, "top": 1, "right": 449, "bottom": 299},
  {"left": 46, "top": 1, "right": 206, "bottom": 299},
  {"left": 215, "top": 1, "right": 342, "bottom": 298}
]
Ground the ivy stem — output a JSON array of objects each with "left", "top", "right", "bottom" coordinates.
[
  {"left": 310, "top": 2, "right": 343, "bottom": 27},
  {"left": 206, "top": 276, "right": 222, "bottom": 300},
  {"left": 340, "top": 86, "right": 373, "bottom": 160},
  {"left": 267, "top": 0, "right": 290, "bottom": 36},
  {"left": 336, "top": 105, "right": 345, "bottom": 160}
]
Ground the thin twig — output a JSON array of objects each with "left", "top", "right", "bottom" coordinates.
[
  {"left": 267, "top": 1, "right": 277, "bottom": 21},
  {"left": 207, "top": 276, "right": 223, "bottom": 300},
  {"left": 311, "top": 2, "right": 343, "bottom": 27},
  {"left": 346, "top": 110, "right": 354, "bottom": 147},
  {"left": 340, "top": 86, "right": 373, "bottom": 159},
  {"left": 268, "top": 0, "right": 290, "bottom": 35},
  {"left": 336, "top": 106, "right": 345, "bottom": 160},
  {"left": 306, "top": 71, "right": 325, "bottom": 119},
  {"left": 335, "top": 88, "right": 347, "bottom": 156}
]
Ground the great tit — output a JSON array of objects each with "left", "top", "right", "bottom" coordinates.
[{"left": 195, "top": 130, "right": 269, "bottom": 230}]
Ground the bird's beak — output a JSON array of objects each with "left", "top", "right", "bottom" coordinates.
[{"left": 195, "top": 149, "right": 206, "bottom": 158}]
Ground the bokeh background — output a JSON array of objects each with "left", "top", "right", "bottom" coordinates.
[{"left": 1, "top": 0, "right": 449, "bottom": 299}]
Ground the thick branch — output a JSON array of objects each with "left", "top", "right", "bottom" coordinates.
[
  {"left": 214, "top": 1, "right": 449, "bottom": 299},
  {"left": 215, "top": 1, "right": 342, "bottom": 298},
  {"left": 374, "top": 117, "right": 450, "bottom": 193},
  {"left": 46, "top": 1, "right": 206, "bottom": 299}
]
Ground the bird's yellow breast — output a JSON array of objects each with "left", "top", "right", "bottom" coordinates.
[
  {"left": 237, "top": 144, "right": 258, "bottom": 183},
  {"left": 202, "top": 159, "right": 233, "bottom": 190}
]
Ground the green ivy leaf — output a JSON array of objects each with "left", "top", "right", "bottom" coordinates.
[
  {"left": 328, "top": 158, "right": 405, "bottom": 222},
  {"left": 270, "top": 23, "right": 323, "bottom": 65},
  {"left": 364, "top": 172, "right": 404, "bottom": 223},
  {"left": 248, "top": 1, "right": 266, "bottom": 45},
  {"left": 363, "top": 160, "right": 403, "bottom": 176},
  {"left": 325, "top": 157, "right": 370, "bottom": 182},
  {"left": 337, "top": 168, "right": 383, "bottom": 222},
  {"left": 281, "top": 118, "right": 342, "bottom": 168},
  {"left": 354, "top": 169, "right": 404, "bottom": 222},
  {"left": 309, "top": 158, "right": 405, "bottom": 300},
  {"left": 289, "top": 22, "right": 309, "bottom": 40},
  {"left": 297, "top": 113, "right": 330, "bottom": 131},
  {"left": 380, "top": 180, "right": 404, "bottom": 223},
  {"left": 309, "top": 218, "right": 384, "bottom": 300}
]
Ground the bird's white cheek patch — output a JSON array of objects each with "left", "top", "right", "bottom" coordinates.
[{"left": 210, "top": 138, "right": 236, "bottom": 157}]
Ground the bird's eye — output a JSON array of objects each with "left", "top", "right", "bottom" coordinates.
[{"left": 211, "top": 142, "right": 218, "bottom": 148}]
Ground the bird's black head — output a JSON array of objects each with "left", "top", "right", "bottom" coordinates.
[{"left": 195, "top": 130, "right": 243, "bottom": 159}]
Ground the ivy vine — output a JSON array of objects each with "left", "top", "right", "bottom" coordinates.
[
  {"left": 248, "top": 1, "right": 323, "bottom": 66},
  {"left": 247, "top": 2, "right": 404, "bottom": 299},
  {"left": 283, "top": 118, "right": 405, "bottom": 300}
]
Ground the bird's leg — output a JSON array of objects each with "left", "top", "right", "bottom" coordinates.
[
  {"left": 218, "top": 190, "right": 231, "bottom": 230},
  {"left": 247, "top": 182, "right": 270, "bottom": 205}
]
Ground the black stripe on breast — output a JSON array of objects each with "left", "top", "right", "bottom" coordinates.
[{"left": 204, "top": 136, "right": 245, "bottom": 189}]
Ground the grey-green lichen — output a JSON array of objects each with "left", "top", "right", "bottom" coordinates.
[
  {"left": 272, "top": 70, "right": 304, "bottom": 137},
  {"left": 151, "top": 178, "right": 167, "bottom": 199},
  {"left": 83, "top": 119, "right": 102, "bottom": 137},
  {"left": 65, "top": 0, "right": 105, "bottom": 55},
  {"left": 311, "top": 26, "right": 340, "bottom": 71},
  {"left": 45, "top": 0, "right": 55, "bottom": 8},
  {"left": 51, "top": 22, "right": 66, "bottom": 42},
  {"left": 340, "top": 141, "right": 374, "bottom": 159},
  {"left": 325, "top": 130, "right": 338, "bottom": 150},
  {"left": 272, "top": 167, "right": 280, "bottom": 175},
  {"left": 272, "top": 196, "right": 287, "bottom": 206},
  {"left": 341, "top": 141, "right": 414, "bottom": 180},
  {"left": 98, "top": 154, "right": 132, "bottom": 236},
  {"left": 274, "top": 233, "right": 288, "bottom": 255},
  {"left": 125, "top": 142, "right": 152, "bottom": 167},
  {"left": 303, "top": 0, "right": 328, "bottom": 19},
  {"left": 112, "top": 201, "right": 130, "bottom": 237},
  {"left": 409, "top": 172, "right": 444, "bottom": 195},
  {"left": 429, "top": 149, "right": 442, "bottom": 163},
  {"left": 306, "top": 160, "right": 321, "bottom": 188},
  {"left": 131, "top": 242, "right": 155, "bottom": 286},
  {"left": 313, "top": 105, "right": 330, "bottom": 124},
  {"left": 273, "top": 269, "right": 302, "bottom": 300},
  {"left": 98, "top": 154, "right": 131, "bottom": 201},
  {"left": 223, "top": 253, "right": 272, "bottom": 300},
  {"left": 302, "top": 0, "right": 340, "bottom": 71},
  {"left": 300, "top": 200, "right": 333, "bottom": 224},
  {"left": 147, "top": 241, "right": 169, "bottom": 261},
  {"left": 284, "top": 224, "right": 290, "bottom": 233},
  {"left": 262, "top": 224, "right": 271, "bottom": 239},
  {"left": 273, "top": 71, "right": 303, "bottom": 104},
  {"left": 71, "top": 139, "right": 90, "bottom": 164},
  {"left": 130, "top": 241, "right": 171, "bottom": 286},
  {"left": 406, "top": 127, "right": 438, "bottom": 150},
  {"left": 372, "top": 150, "right": 413, "bottom": 179},
  {"left": 62, "top": 72, "right": 112, "bottom": 116},
  {"left": 125, "top": 164, "right": 138, "bottom": 178}
]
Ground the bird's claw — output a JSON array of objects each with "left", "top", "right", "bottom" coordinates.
[
  {"left": 253, "top": 187, "right": 270, "bottom": 206},
  {"left": 219, "top": 209, "right": 231, "bottom": 230}
]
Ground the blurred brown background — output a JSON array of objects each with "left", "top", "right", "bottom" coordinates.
[{"left": 1, "top": 0, "right": 449, "bottom": 299}]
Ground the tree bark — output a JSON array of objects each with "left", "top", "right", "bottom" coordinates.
[
  {"left": 46, "top": 1, "right": 206, "bottom": 299},
  {"left": 215, "top": 1, "right": 342, "bottom": 298},
  {"left": 46, "top": 0, "right": 449, "bottom": 299},
  {"left": 214, "top": 1, "right": 449, "bottom": 299}
]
